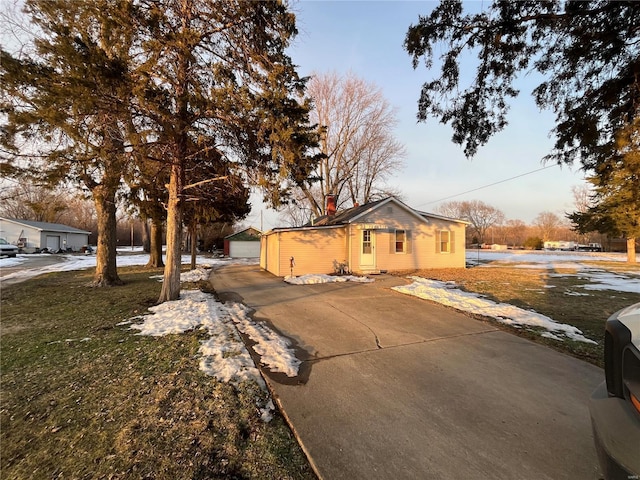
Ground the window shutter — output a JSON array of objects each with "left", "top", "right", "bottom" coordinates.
[
  {"left": 406, "top": 230, "right": 412, "bottom": 254},
  {"left": 435, "top": 231, "right": 441, "bottom": 253},
  {"left": 450, "top": 231, "right": 456, "bottom": 254},
  {"left": 389, "top": 230, "right": 395, "bottom": 253}
]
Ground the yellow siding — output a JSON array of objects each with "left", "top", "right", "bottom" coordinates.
[
  {"left": 349, "top": 204, "right": 466, "bottom": 272},
  {"left": 262, "top": 227, "right": 347, "bottom": 277},
  {"left": 261, "top": 200, "right": 466, "bottom": 277},
  {"left": 261, "top": 233, "right": 282, "bottom": 276}
]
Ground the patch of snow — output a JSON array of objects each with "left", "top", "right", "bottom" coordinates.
[
  {"left": 284, "top": 274, "right": 374, "bottom": 285},
  {"left": 580, "top": 271, "right": 640, "bottom": 294},
  {"left": 226, "top": 302, "right": 300, "bottom": 377},
  {"left": 392, "top": 277, "right": 597, "bottom": 344},
  {"left": 467, "top": 250, "right": 634, "bottom": 265},
  {"left": 180, "top": 266, "right": 213, "bottom": 283},
  {"left": 127, "top": 288, "right": 302, "bottom": 421},
  {"left": 0, "top": 255, "right": 27, "bottom": 267}
]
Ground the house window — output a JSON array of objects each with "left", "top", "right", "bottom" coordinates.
[
  {"left": 440, "top": 231, "right": 450, "bottom": 253},
  {"left": 362, "top": 230, "right": 372, "bottom": 254},
  {"left": 395, "top": 230, "right": 406, "bottom": 253}
]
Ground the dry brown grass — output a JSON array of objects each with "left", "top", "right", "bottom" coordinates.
[{"left": 393, "top": 265, "right": 640, "bottom": 368}]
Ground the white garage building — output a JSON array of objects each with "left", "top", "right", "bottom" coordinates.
[
  {"left": 223, "top": 227, "right": 261, "bottom": 258},
  {"left": 0, "top": 217, "right": 91, "bottom": 252}
]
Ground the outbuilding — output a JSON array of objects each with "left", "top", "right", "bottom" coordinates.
[
  {"left": 0, "top": 217, "right": 91, "bottom": 253},
  {"left": 224, "top": 227, "right": 262, "bottom": 258},
  {"left": 260, "top": 196, "right": 468, "bottom": 277}
]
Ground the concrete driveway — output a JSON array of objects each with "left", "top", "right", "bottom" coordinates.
[{"left": 211, "top": 264, "right": 604, "bottom": 480}]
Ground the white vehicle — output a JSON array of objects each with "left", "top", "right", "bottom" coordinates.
[
  {"left": 0, "top": 237, "right": 19, "bottom": 258},
  {"left": 544, "top": 240, "right": 578, "bottom": 251},
  {"left": 589, "top": 303, "right": 640, "bottom": 478}
]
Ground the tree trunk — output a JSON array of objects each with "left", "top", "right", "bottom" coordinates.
[
  {"left": 146, "top": 217, "right": 164, "bottom": 268},
  {"left": 142, "top": 219, "right": 150, "bottom": 253},
  {"left": 190, "top": 221, "right": 197, "bottom": 270},
  {"left": 158, "top": 162, "right": 183, "bottom": 302},
  {"left": 627, "top": 237, "right": 637, "bottom": 264},
  {"left": 92, "top": 187, "right": 122, "bottom": 286}
]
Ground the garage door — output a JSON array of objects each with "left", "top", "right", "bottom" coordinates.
[
  {"left": 46, "top": 235, "right": 60, "bottom": 251},
  {"left": 229, "top": 241, "right": 260, "bottom": 258}
]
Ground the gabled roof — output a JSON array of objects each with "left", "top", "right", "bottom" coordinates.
[
  {"left": 266, "top": 197, "right": 468, "bottom": 235},
  {"left": 309, "top": 197, "right": 468, "bottom": 227},
  {"left": 310, "top": 198, "right": 388, "bottom": 226},
  {"left": 415, "top": 210, "right": 471, "bottom": 225},
  {"left": 225, "top": 227, "right": 262, "bottom": 241},
  {"left": 0, "top": 217, "right": 91, "bottom": 234}
]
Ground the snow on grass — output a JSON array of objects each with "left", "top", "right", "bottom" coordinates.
[
  {"left": 573, "top": 271, "right": 640, "bottom": 294},
  {"left": 1, "top": 251, "right": 300, "bottom": 420},
  {"left": 468, "top": 250, "right": 640, "bottom": 294},
  {"left": 224, "top": 302, "right": 301, "bottom": 377},
  {"left": 0, "top": 252, "right": 257, "bottom": 283},
  {"left": 126, "top": 281, "right": 300, "bottom": 421},
  {"left": 129, "top": 289, "right": 300, "bottom": 384},
  {"left": 179, "top": 266, "right": 215, "bottom": 283},
  {"left": 392, "top": 277, "right": 597, "bottom": 344},
  {"left": 467, "top": 249, "right": 634, "bottom": 265},
  {"left": 284, "top": 274, "right": 374, "bottom": 285}
]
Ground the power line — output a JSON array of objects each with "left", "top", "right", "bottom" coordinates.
[{"left": 416, "top": 163, "right": 561, "bottom": 207}]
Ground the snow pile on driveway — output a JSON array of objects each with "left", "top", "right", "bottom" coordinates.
[
  {"left": 284, "top": 274, "right": 374, "bottom": 284},
  {"left": 392, "top": 277, "right": 597, "bottom": 344}
]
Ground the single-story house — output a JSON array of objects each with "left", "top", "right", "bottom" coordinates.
[
  {"left": 224, "top": 227, "right": 262, "bottom": 258},
  {"left": 260, "top": 197, "right": 468, "bottom": 277},
  {"left": 0, "top": 217, "right": 91, "bottom": 252}
]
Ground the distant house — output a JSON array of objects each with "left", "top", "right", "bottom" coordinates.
[
  {"left": 224, "top": 227, "right": 262, "bottom": 258},
  {"left": 0, "top": 218, "right": 91, "bottom": 252},
  {"left": 260, "top": 196, "right": 468, "bottom": 277}
]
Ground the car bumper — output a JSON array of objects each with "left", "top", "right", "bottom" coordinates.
[{"left": 589, "top": 381, "right": 640, "bottom": 479}]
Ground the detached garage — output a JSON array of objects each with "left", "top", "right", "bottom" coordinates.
[
  {"left": 224, "top": 227, "right": 261, "bottom": 258},
  {"left": 0, "top": 217, "right": 91, "bottom": 253}
]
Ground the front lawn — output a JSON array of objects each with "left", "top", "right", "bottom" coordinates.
[{"left": 0, "top": 267, "right": 315, "bottom": 480}]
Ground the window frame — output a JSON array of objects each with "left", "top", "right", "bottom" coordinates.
[
  {"left": 440, "top": 230, "right": 450, "bottom": 253},
  {"left": 395, "top": 229, "right": 406, "bottom": 254}
]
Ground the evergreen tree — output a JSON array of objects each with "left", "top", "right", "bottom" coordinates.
[
  {"left": 405, "top": 1, "right": 639, "bottom": 259},
  {"left": 569, "top": 119, "right": 640, "bottom": 262},
  {"left": 1, "top": 0, "right": 136, "bottom": 286},
  {"left": 181, "top": 141, "right": 251, "bottom": 270},
  {"left": 2, "top": 0, "right": 320, "bottom": 298},
  {"left": 130, "top": 0, "right": 320, "bottom": 302}
]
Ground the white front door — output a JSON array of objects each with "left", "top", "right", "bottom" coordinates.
[{"left": 360, "top": 230, "right": 375, "bottom": 270}]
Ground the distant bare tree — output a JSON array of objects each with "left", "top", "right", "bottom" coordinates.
[
  {"left": 534, "top": 211, "right": 564, "bottom": 241},
  {"left": 571, "top": 184, "right": 593, "bottom": 214},
  {"left": 497, "top": 219, "right": 528, "bottom": 247},
  {"left": 292, "top": 71, "right": 406, "bottom": 217},
  {"left": 278, "top": 194, "right": 314, "bottom": 227},
  {"left": 57, "top": 195, "right": 97, "bottom": 235},
  {"left": 0, "top": 183, "right": 70, "bottom": 223},
  {"left": 437, "top": 200, "right": 504, "bottom": 244}
]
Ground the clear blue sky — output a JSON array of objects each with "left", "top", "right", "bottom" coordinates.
[{"left": 249, "top": 1, "right": 588, "bottom": 230}]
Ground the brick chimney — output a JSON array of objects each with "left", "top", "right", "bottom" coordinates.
[{"left": 325, "top": 194, "right": 337, "bottom": 217}]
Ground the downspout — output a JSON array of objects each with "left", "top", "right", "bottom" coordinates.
[{"left": 277, "top": 231, "right": 281, "bottom": 277}]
